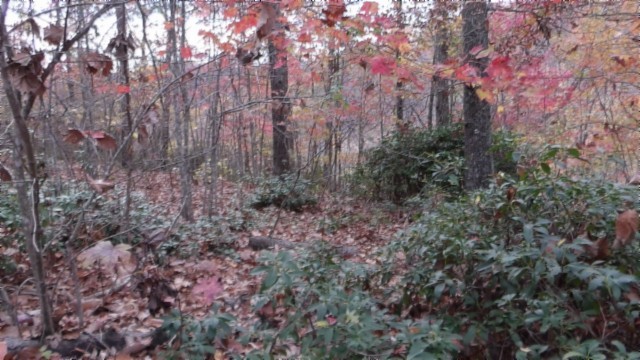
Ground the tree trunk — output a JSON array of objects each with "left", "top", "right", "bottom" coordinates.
[
  {"left": 433, "top": 2, "right": 451, "bottom": 127},
  {"left": 115, "top": 2, "right": 134, "bottom": 231},
  {"left": 462, "top": 1, "right": 493, "bottom": 190},
  {"left": 167, "top": 0, "right": 193, "bottom": 220},
  {"left": 395, "top": 0, "right": 405, "bottom": 130},
  {"left": 268, "top": 3, "right": 291, "bottom": 176}
]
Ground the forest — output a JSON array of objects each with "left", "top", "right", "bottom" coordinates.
[{"left": 1, "top": 0, "right": 640, "bottom": 358}]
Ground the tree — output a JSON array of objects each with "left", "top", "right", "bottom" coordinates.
[
  {"left": 268, "top": 2, "right": 291, "bottom": 176},
  {"left": 0, "top": 0, "right": 116, "bottom": 335},
  {"left": 462, "top": 1, "right": 493, "bottom": 190},
  {"left": 433, "top": 2, "right": 451, "bottom": 127}
]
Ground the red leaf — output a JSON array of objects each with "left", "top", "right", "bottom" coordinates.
[
  {"left": 360, "top": 1, "right": 378, "bottom": 15},
  {"left": 322, "top": 2, "right": 347, "bottom": 27},
  {"left": 370, "top": 56, "right": 395, "bottom": 76},
  {"left": 116, "top": 84, "right": 130, "bottom": 94},
  {"left": 180, "top": 46, "right": 192, "bottom": 59},
  {"left": 298, "top": 32, "right": 312, "bottom": 43},
  {"left": 487, "top": 56, "right": 513, "bottom": 80}
]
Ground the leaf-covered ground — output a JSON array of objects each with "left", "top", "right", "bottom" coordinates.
[{"left": 0, "top": 170, "right": 410, "bottom": 358}]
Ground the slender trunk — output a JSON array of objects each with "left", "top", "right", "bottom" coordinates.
[
  {"left": 394, "top": 0, "right": 405, "bottom": 130},
  {"left": 115, "top": 2, "right": 134, "bottom": 230},
  {"left": 167, "top": 0, "right": 192, "bottom": 220}
]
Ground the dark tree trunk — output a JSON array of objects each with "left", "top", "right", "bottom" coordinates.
[
  {"left": 395, "top": 0, "right": 405, "bottom": 130},
  {"left": 433, "top": 2, "right": 451, "bottom": 127},
  {"left": 268, "top": 5, "right": 291, "bottom": 176},
  {"left": 462, "top": 1, "right": 493, "bottom": 190}
]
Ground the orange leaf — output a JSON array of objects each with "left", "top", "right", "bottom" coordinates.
[
  {"left": 116, "top": 84, "right": 130, "bottom": 94},
  {"left": 233, "top": 14, "right": 258, "bottom": 34},
  {"left": 164, "top": 21, "right": 174, "bottom": 30}
]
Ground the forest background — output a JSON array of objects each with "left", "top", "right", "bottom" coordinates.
[{"left": 1, "top": 0, "right": 640, "bottom": 359}]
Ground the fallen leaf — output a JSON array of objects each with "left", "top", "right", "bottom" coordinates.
[{"left": 192, "top": 276, "right": 223, "bottom": 306}]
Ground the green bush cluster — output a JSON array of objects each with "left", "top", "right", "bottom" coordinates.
[
  {"left": 378, "top": 163, "right": 640, "bottom": 358},
  {"left": 350, "top": 124, "right": 518, "bottom": 202},
  {"left": 249, "top": 174, "right": 317, "bottom": 212},
  {"left": 197, "top": 147, "right": 638, "bottom": 359}
]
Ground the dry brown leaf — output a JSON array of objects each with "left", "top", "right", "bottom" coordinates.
[
  {"left": 63, "top": 129, "right": 86, "bottom": 144},
  {"left": 7, "top": 62, "right": 45, "bottom": 95},
  {"left": 614, "top": 209, "right": 638, "bottom": 249},
  {"left": 83, "top": 52, "right": 113, "bottom": 76},
  {"left": 89, "top": 178, "right": 115, "bottom": 194},
  {"left": 94, "top": 133, "right": 117, "bottom": 151},
  {"left": 77, "top": 240, "right": 135, "bottom": 276},
  {"left": 43, "top": 24, "right": 64, "bottom": 45},
  {"left": 256, "top": 2, "right": 277, "bottom": 39},
  {"left": 0, "top": 164, "right": 11, "bottom": 182}
]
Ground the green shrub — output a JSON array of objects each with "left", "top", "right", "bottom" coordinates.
[
  {"left": 350, "top": 124, "right": 518, "bottom": 202},
  {"left": 379, "top": 159, "right": 640, "bottom": 358},
  {"left": 245, "top": 244, "right": 462, "bottom": 359},
  {"left": 156, "top": 307, "right": 236, "bottom": 360},
  {"left": 249, "top": 174, "right": 317, "bottom": 212}
]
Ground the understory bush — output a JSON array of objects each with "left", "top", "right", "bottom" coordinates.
[
  {"left": 222, "top": 146, "right": 640, "bottom": 359},
  {"left": 378, "top": 151, "right": 640, "bottom": 358},
  {"left": 249, "top": 174, "right": 317, "bottom": 212},
  {"left": 350, "top": 124, "right": 518, "bottom": 202}
]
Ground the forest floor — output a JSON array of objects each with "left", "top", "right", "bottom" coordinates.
[{"left": 0, "top": 169, "right": 412, "bottom": 358}]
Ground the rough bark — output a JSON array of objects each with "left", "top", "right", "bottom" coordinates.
[
  {"left": 433, "top": 2, "right": 451, "bottom": 127},
  {"left": 268, "top": 4, "right": 291, "bottom": 176},
  {"left": 462, "top": 1, "right": 493, "bottom": 190}
]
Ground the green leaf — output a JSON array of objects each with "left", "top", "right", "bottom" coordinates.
[
  {"left": 562, "top": 351, "right": 585, "bottom": 359},
  {"left": 540, "top": 163, "right": 551, "bottom": 174},
  {"left": 262, "top": 268, "right": 279, "bottom": 290},
  {"left": 567, "top": 148, "right": 581, "bottom": 158},
  {"left": 523, "top": 223, "right": 534, "bottom": 242},
  {"left": 463, "top": 325, "right": 477, "bottom": 346}
]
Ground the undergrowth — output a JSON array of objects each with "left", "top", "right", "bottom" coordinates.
[{"left": 179, "top": 145, "right": 640, "bottom": 359}]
